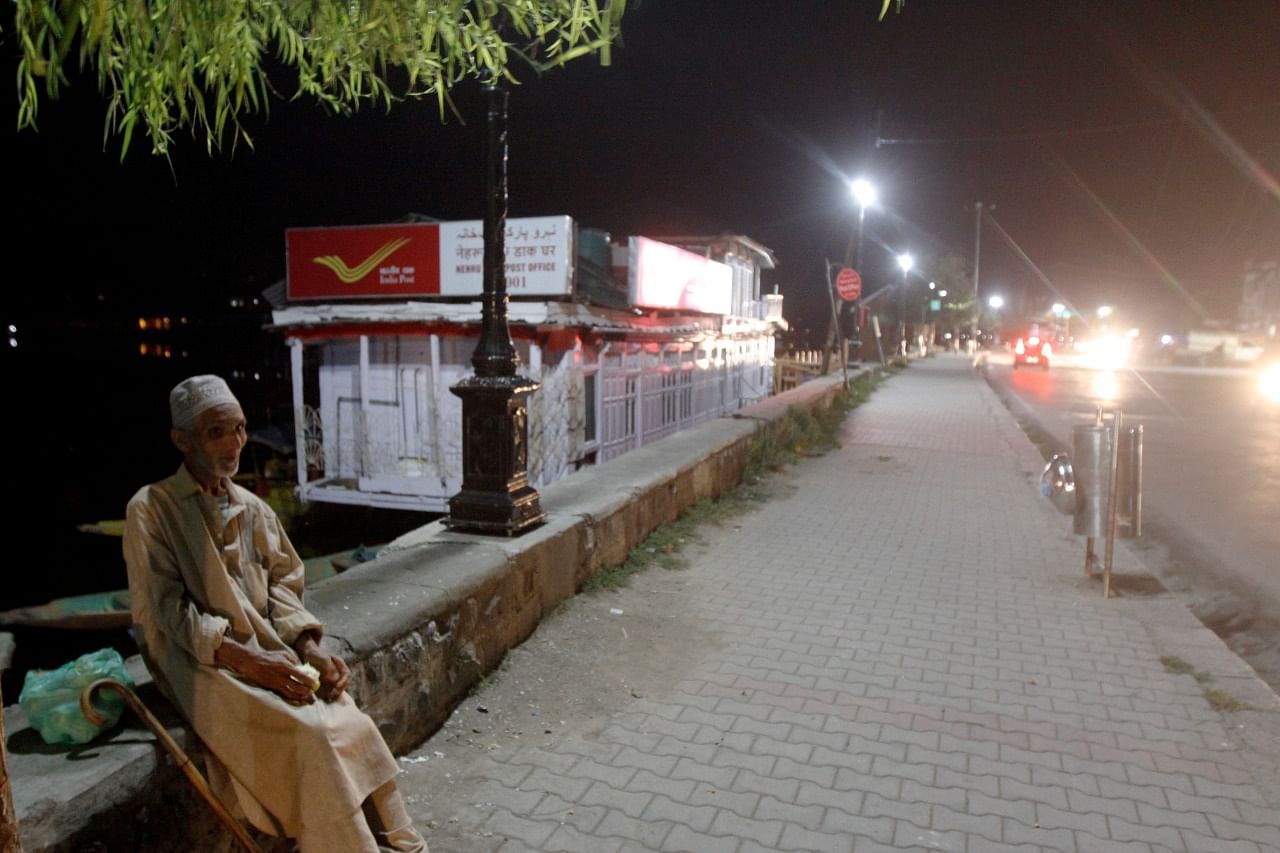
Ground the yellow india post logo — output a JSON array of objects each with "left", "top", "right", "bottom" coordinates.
[{"left": 312, "top": 237, "right": 411, "bottom": 284}]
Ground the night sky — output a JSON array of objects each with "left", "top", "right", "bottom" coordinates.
[
  {"left": 3, "top": 0, "right": 1278, "bottom": 601},
  {"left": 10, "top": 2, "right": 1279, "bottom": 320}
]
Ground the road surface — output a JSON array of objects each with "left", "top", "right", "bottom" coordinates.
[{"left": 981, "top": 349, "right": 1280, "bottom": 687}]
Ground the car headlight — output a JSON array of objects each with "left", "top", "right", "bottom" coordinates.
[{"left": 1260, "top": 363, "right": 1280, "bottom": 403}]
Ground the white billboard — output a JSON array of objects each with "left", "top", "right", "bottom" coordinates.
[
  {"left": 439, "top": 215, "right": 574, "bottom": 296},
  {"left": 628, "top": 236, "right": 733, "bottom": 315}
]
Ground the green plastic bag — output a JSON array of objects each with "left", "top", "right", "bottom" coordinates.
[{"left": 18, "top": 648, "right": 135, "bottom": 745}]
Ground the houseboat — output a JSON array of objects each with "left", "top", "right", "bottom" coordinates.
[{"left": 268, "top": 215, "right": 785, "bottom": 512}]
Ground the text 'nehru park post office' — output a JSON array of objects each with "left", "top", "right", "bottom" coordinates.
[{"left": 269, "top": 216, "right": 787, "bottom": 512}]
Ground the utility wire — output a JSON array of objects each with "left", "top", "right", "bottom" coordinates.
[
  {"left": 877, "top": 116, "right": 1179, "bottom": 147},
  {"left": 876, "top": 101, "right": 1280, "bottom": 148}
]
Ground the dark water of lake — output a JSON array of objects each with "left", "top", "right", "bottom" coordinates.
[
  {"left": 2, "top": 323, "right": 437, "bottom": 704},
  {"left": 1, "top": 502, "right": 434, "bottom": 704}
]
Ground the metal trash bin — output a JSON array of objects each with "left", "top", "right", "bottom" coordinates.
[
  {"left": 1069, "top": 411, "right": 1144, "bottom": 597},
  {"left": 1115, "top": 424, "right": 1142, "bottom": 539},
  {"left": 1072, "top": 423, "right": 1110, "bottom": 538},
  {"left": 1072, "top": 419, "right": 1142, "bottom": 540}
]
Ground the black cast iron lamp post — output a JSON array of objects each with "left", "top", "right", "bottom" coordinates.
[{"left": 445, "top": 82, "right": 546, "bottom": 536}]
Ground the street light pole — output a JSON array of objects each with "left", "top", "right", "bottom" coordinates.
[
  {"left": 973, "top": 202, "right": 983, "bottom": 307},
  {"left": 1052, "top": 303, "right": 1071, "bottom": 341},
  {"left": 897, "top": 252, "right": 913, "bottom": 358},
  {"left": 988, "top": 294, "right": 1005, "bottom": 343},
  {"left": 972, "top": 201, "right": 985, "bottom": 351},
  {"left": 445, "top": 82, "right": 546, "bottom": 536},
  {"left": 845, "top": 181, "right": 876, "bottom": 269},
  {"left": 900, "top": 267, "right": 907, "bottom": 356},
  {"left": 844, "top": 178, "right": 877, "bottom": 359},
  {"left": 846, "top": 179, "right": 877, "bottom": 267},
  {"left": 856, "top": 204, "right": 867, "bottom": 267}
]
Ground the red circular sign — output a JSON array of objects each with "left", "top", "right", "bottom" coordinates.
[{"left": 835, "top": 267, "right": 862, "bottom": 302}]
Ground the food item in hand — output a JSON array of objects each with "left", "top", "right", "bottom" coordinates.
[{"left": 295, "top": 663, "right": 322, "bottom": 692}]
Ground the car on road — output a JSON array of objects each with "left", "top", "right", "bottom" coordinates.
[{"left": 1012, "top": 333, "right": 1051, "bottom": 370}]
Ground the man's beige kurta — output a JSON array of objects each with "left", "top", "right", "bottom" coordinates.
[{"left": 123, "top": 465, "right": 398, "bottom": 845}]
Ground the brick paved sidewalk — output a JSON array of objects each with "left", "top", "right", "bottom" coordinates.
[{"left": 402, "top": 353, "right": 1280, "bottom": 852}]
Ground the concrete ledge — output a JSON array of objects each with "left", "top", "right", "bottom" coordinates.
[
  {"left": 10, "top": 372, "right": 853, "bottom": 851},
  {"left": 6, "top": 658, "right": 232, "bottom": 852}
]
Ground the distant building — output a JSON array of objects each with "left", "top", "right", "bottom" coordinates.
[
  {"left": 1239, "top": 260, "right": 1279, "bottom": 340},
  {"left": 268, "top": 216, "right": 784, "bottom": 512}
]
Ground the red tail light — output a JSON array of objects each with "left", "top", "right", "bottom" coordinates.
[{"left": 1015, "top": 339, "right": 1026, "bottom": 355}]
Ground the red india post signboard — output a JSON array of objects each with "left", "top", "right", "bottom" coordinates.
[
  {"left": 835, "top": 266, "right": 862, "bottom": 302},
  {"left": 287, "top": 223, "right": 443, "bottom": 300}
]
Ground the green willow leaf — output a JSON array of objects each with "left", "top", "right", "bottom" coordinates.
[
  {"left": 879, "top": 0, "right": 905, "bottom": 21},
  {"left": 13, "top": 0, "right": 630, "bottom": 157}
]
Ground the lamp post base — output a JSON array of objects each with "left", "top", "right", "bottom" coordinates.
[
  {"left": 444, "top": 374, "right": 546, "bottom": 536},
  {"left": 445, "top": 484, "right": 545, "bottom": 536}
]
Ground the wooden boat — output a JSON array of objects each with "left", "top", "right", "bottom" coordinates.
[
  {"left": 0, "top": 590, "right": 132, "bottom": 631},
  {"left": 19, "top": 487, "right": 388, "bottom": 633},
  {"left": 2, "top": 541, "right": 385, "bottom": 633},
  {"left": 76, "top": 520, "right": 127, "bottom": 537}
]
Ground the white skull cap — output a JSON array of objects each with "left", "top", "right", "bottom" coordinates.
[{"left": 170, "top": 375, "right": 240, "bottom": 429}]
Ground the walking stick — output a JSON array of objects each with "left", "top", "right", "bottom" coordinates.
[{"left": 80, "top": 679, "right": 262, "bottom": 853}]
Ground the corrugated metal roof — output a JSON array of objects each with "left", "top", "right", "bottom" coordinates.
[{"left": 268, "top": 300, "right": 777, "bottom": 338}]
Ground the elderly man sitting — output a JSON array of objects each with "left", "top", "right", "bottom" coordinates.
[{"left": 123, "top": 375, "right": 427, "bottom": 852}]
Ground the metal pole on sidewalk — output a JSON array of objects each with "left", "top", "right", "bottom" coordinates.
[
  {"left": 825, "top": 260, "right": 849, "bottom": 386},
  {"left": 1077, "top": 405, "right": 1105, "bottom": 580},
  {"left": 842, "top": 201, "right": 869, "bottom": 367},
  {"left": 971, "top": 202, "right": 984, "bottom": 350},
  {"left": 821, "top": 267, "right": 837, "bottom": 376},
  {"left": 1103, "top": 410, "right": 1123, "bottom": 599}
]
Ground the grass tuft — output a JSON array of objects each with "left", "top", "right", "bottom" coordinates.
[
  {"left": 1162, "top": 657, "right": 1256, "bottom": 712},
  {"left": 468, "top": 655, "right": 510, "bottom": 696},
  {"left": 584, "top": 369, "right": 888, "bottom": 593},
  {"left": 1160, "top": 656, "right": 1195, "bottom": 675},
  {"left": 1203, "top": 688, "right": 1253, "bottom": 713}
]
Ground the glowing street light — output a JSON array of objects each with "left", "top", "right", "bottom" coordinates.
[
  {"left": 1051, "top": 303, "right": 1065, "bottom": 315},
  {"left": 850, "top": 178, "right": 878, "bottom": 210},
  {"left": 1097, "top": 305, "right": 1113, "bottom": 319},
  {"left": 897, "top": 252, "right": 914, "bottom": 273}
]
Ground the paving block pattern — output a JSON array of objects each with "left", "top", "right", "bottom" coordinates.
[{"left": 406, "top": 355, "right": 1280, "bottom": 852}]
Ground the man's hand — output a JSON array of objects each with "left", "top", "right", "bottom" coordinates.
[
  {"left": 294, "top": 631, "right": 351, "bottom": 702},
  {"left": 214, "top": 638, "right": 316, "bottom": 705}
]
